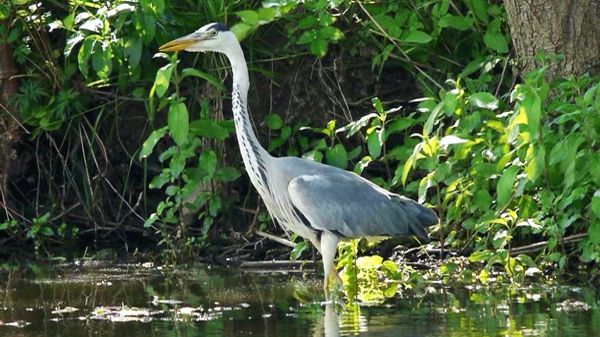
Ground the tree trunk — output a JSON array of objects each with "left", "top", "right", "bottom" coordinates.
[
  {"left": 0, "top": 17, "right": 19, "bottom": 214},
  {"left": 504, "top": 0, "right": 600, "bottom": 81}
]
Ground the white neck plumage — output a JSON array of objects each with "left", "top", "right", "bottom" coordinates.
[{"left": 224, "top": 43, "right": 271, "bottom": 197}]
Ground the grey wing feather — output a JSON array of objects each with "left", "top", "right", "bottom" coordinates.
[{"left": 285, "top": 161, "right": 438, "bottom": 242}]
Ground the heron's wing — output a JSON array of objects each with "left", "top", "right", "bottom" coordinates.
[{"left": 287, "top": 171, "right": 437, "bottom": 242}]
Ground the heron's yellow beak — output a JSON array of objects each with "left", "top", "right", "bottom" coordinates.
[{"left": 159, "top": 37, "right": 196, "bottom": 52}]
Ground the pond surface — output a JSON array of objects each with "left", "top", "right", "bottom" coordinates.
[{"left": 0, "top": 262, "right": 598, "bottom": 337}]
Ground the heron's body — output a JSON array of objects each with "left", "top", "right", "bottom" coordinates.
[{"left": 160, "top": 23, "right": 439, "bottom": 299}]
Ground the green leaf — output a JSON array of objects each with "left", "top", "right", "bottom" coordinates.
[
  {"left": 356, "top": 255, "right": 383, "bottom": 268},
  {"left": 522, "top": 94, "right": 542, "bottom": 138},
  {"left": 525, "top": 144, "right": 545, "bottom": 182},
  {"left": 325, "top": 144, "right": 348, "bottom": 169},
  {"left": 139, "top": 127, "right": 168, "bottom": 159},
  {"left": 63, "top": 12, "right": 75, "bottom": 29},
  {"left": 291, "top": 241, "right": 309, "bottom": 260},
  {"left": 237, "top": 10, "right": 259, "bottom": 25},
  {"left": 592, "top": 191, "right": 600, "bottom": 218},
  {"left": 265, "top": 114, "right": 283, "bottom": 130},
  {"left": 257, "top": 7, "right": 276, "bottom": 23},
  {"left": 215, "top": 167, "right": 241, "bottom": 182},
  {"left": 310, "top": 39, "right": 327, "bottom": 58},
  {"left": 367, "top": 128, "right": 382, "bottom": 159},
  {"left": 149, "top": 173, "right": 170, "bottom": 189},
  {"left": 484, "top": 30, "right": 508, "bottom": 53},
  {"left": 144, "top": 213, "right": 159, "bottom": 228},
  {"left": 468, "top": 92, "right": 499, "bottom": 110},
  {"left": 590, "top": 154, "right": 600, "bottom": 186},
  {"left": 189, "top": 119, "right": 230, "bottom": 140},
  {"left": 168, "top": 102, "right": 189, "bottom": 146},
  {"left": 497, "top": 166, "right": 520, "bottom": 208},
  {"left": 40, "top": 226, "right": 55, "bottom": 236},
  {"left": 589, "top": 219, "right": 600, "bottom": 245},
  {"left": 404, "top": 30, "right": 433, "bottom": 44},
  {"left": 77, "top": 37, "right": 95, "bottom": 78},
  {"left": 169, "top": 153, "right": 186, "bottom": 178},
  {"left": 469, "top": 250, "right": 493, "bottom": 262},
  {"left": 124, "top": 37, "right": 143, "bottom": 68},
  {"left": 298, "top": 16, "right": 318, "bottom": 29},
  {"left": 230, "top": 22, "right": 254, "bottom": 41},
  {"left": 200, "top": 150, "right": 218, "bottom": 180},
  {"left": 154, "top": 63, "right": 173, "bottom": 98},
  {"left": 470, "top": 0, "right": 489, "bottom": 23},
  {"left": 297, "top": 30, "right": 317, "bottom": 44},
  {"left": 337, "top": 113, "right": 377, "bottom": 137},
  {"left": 92, "top": 42, "right": 112, "bottom": 80},
  {"left": 438, "top": 14, "right": 473, "bottom": 31},
  {"left": 181, "top": 68, "right": 226, "bottom": 91},
  {"left": 474, "top": 189, "right": 492, "bottom": 211},
  {"left": 318, "top": 26, "right": 343, "bottom": 40}
]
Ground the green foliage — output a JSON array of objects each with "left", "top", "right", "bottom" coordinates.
[
  {"left": 143, "top": 52, "right": 241, "bottom": 257},
  {"left": 402, "top": 54, "right": 600, "bottom": 278}
]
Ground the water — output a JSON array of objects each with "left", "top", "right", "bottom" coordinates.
[{"left": 0, "top": 262, "right": 598, "bottom": 337}]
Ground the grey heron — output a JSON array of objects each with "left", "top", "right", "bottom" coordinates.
[{"left": 159, "top": 22, "right": 439, "bottom": 299}]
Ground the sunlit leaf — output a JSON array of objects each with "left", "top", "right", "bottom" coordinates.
[
  {"left": 231, "top": 22, "right": 254, "bottom": 41},
  {"left": 439, "top": 135, "right": 468, "bottom": 148},
  {"left": 356, "top": 255, "right": 383, "bottom": 269},
  {"left": 469, "top": 250, "right": 492, "bottom": 263},
  {"left": 257, "top": 7, "right": 276, "bottom": 23},
  {"left": 290, "top": 241, "right": 308, "bottom": 260},
  {"left": 525, "top": 144, "right": 545, "bottom": 182},
  {"left": 149, "top": 173, "right": 170, "bottom": 189},
  {"left": 468, "top": 92, "right": 499, "bottom": 110},
  {"left": 144, "top": 213, "right": 159, "bottom": 228},
  {"left": 237, "top": 10, "right": 259, "bottom": 25},
  {"left": 77, "top": 37, "right": 95, "bottom": 78},
  {"left": 139, "top": 127, "right": 168, "bottom": 159},
  {"left": 154, "top": 63, "right": 173, "bottom": 98}
]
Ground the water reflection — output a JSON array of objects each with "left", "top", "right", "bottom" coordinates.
[
  {"left": 0, "top": 264, "right": 597, "bottom": 337},
  {"left": 314, "top": 305, "right": 339, "bottom": 337}
]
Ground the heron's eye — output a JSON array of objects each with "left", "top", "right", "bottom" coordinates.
[{"left": 210, "top": 29, "right": 218, "bottom": 37}]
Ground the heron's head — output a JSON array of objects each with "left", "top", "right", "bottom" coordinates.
[{"left": 159, "top": 22, "right": 237, "bottom": 54}]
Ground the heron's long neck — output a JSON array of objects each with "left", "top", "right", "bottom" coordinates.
[{"left": 226, "top": 45, "right": 271, "bottom": 196}]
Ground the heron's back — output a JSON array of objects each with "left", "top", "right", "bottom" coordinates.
[{"left": 274, "top": 157, "right": 438, "bottom": 242}]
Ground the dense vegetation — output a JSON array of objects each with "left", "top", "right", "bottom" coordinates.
[{"left": 1, "top": 0, "right": 599, "bottom": 296}]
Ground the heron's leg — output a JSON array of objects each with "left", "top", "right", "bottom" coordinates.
[
  {"left": 330, "top": 265, "right": 342, "bottom": 284},
  {"left": 320, "top": 231, "right": 339, "bottom": 301}
]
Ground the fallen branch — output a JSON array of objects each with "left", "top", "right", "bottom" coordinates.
[
  {"left": 510, "top": 233, "right": 588, "bottom": 256},
  {"left": 240, "top": 259, "right": 315, "bottom": 270},
  {"left": 254, "top": 230, "right": 295, "bottom": 248}
]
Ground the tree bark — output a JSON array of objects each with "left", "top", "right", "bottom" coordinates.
[
  {"left": 0, "top": 17, "right": 19, "bottom": 213},
  {"left": 504, "top": 0, "right": 600, "bottom": 81}
]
